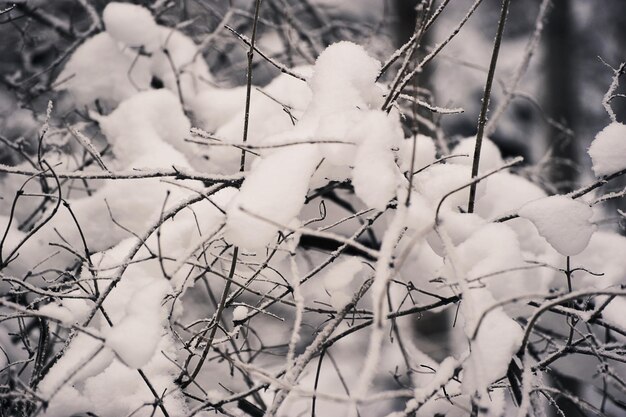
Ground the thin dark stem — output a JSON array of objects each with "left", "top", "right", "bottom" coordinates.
[
  {"left": 467, "top": 0, "right": 511, "bottom": 213},
  {"left": 182, "top": 246, "right": 239, "bottom": 387},
  {"left": 240, "top": 0, "right": 263, "bottom": 172},
  {"left": 310, "top": 348, "right": 326, "bottom": 417}
]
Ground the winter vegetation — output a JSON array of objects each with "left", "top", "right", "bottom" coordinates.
[{"left": 0, "top": 1, "right": 626, "bottom": 416}]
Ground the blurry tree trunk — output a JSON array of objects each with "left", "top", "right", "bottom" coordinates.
[
  {"left": 392, "top": 0, "right": 418, "bottom": 46},
  {"left": 544, "top": 2, "right": 585, "bottom": 413},
  {"left": 544, "top": 0, "right": 579, "bottom": 192}
]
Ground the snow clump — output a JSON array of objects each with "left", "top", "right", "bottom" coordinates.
[
  {"left": 518, "top": 195, "right": 595, "bottom": 256},
  {"left": 102, "top": 2, "right": 159, "bottom": 49},
  {"left": 323, "top": 257, "right": 364, "bottom": 310},
  {"left": 588, "top": 122, "right": 626, "bottom": 176}
]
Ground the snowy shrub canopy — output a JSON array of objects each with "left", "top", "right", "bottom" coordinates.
[{"left": 1, "top": 1, "right": 626, "bottom": 417}]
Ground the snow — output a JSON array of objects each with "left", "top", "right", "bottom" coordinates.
[
  {"left": 462, "top": 288, "right": 524, "bottom": 395},
  {"left": 413, "top": 356, "right": 457, "bottom": 404},
  {"left": 588, "top": 122, "right": 626, "bottom": 176},
  {"left": 413, "top": 163, "right": 487, "bottom": 214},
  {"left": 38, "top": 303, "right": 75, "bottom": 325},
  {"left": 396, "top": 134, "right": 437, "bottom": 173},
  {"left": 192, "top": 69, "right": 313, "bottom": 173},
  {"left": 450, "top": 222, "right": 549, "bottom": 301},
  {"left": 97, "top": 89, "right": 191, "bottom": 163},
  {"left": 450, "top": 136, "right": 503, "bottom": 171},
  {"left": 103, "top": 3, "right": 159, "bottom": 49},
  {"left": 7, "top": 6, "right": 626, "bottom": 416},
  {"left": 572, "top": 231, "right": 626, "bottom": 289},
  {"left": 315, "top": 109, "right": 366, "bottom": 166},
  {"left": 232, "top": 306, "right": 249, "bottom": 322},
  {"left": 518, "top": 195, "right": 596, "bottom": 256},
  {"left": 56, "top": 32, "right": 152, "bottom": 106},
  {"left": 323, "top": 257, "right": 364, "bottom": 310},
  {"left": 308, "top": 41, "right": 383, "bottom": 113},
  {"left": 475, "top": 172, "right": 552, "bottom": 256},
  {"left": 20, "top": 97, "right": 199, "bottom": 267},
  {"left": 57, "top": 5, "right": 212, "bottom": 107},
  {"left": 225, "top": 145, "right": 320, "bottom": 250},
  {"left": 405, "top": 190, "right": 435, "bottom": 233},
  {"left": 190, "top": 86, "right": 247, "bottom": 134},
  {"left": 105, "top": 280, "right": 170, "bottom": 369},
  {"left": 351, "top": 111, "right": 403, "bottom": 209},
  {"left": 191, "top": 66, "right": 312, "bottom": 138},
  {"left": 38, "top": 333, "right": 115, "bottom": 398},
  {"left": 150, "top": 27, "right": 213, "bottom": 101},
  {"left": 600, "top": 296, "right": 626, "bottom": 333}
]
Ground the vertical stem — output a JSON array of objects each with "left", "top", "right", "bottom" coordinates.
[
  {"left": 467, "top": 0, "right": 511, "bottom": 213},
  {"left": 183, "top": 0, "right": 262, "bottom": 384},
  {"left": 240, "top": 0, "right": 264, "bottom": 172},
  {"left": 310, "top": 348, "right": 326, "bottom": 417},
  {"left": 183, "top": 246, "right": 239, "bottom": 387},
  {"left": 565, "top": 256, "right": 576, "bottom": 346}
]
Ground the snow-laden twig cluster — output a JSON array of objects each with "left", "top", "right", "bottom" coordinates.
[{"left": 1, "top": 2, "right": 626, "bottom": 417}]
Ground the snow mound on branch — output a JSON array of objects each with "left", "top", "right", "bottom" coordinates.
[
  {"left": 351, "top": 111, "right": 403, "bottom": 210},
  {"left": 232, "top": 306, "right": 249, "bottom": 322},
  {"left": 38, "top": 291, "right": 92, "bottom": 326},
  {"left": 405, "top": 190, "right": 435, "bottom": 233},
  {"left": 450, "top": 136, "right": 503, "bottom": 171},
  {"left": 57, "top": 4, "right": 211, "bottom": 107},
  {"left": 190, "top": 86, "right": 247, "bottom": 134},
  {"left": 397, "top": 135, "right": 437, "bottom": 173},
  {"left": 413, "top": 163, "right": 486, "bottom": 214},
  {"left": 97, "top": 89, "right": 191, "bottom": 166},
  {"left": 463, "top": 288, "right": 523, "bottom": 396},
  {"left": 309, "top": 41, "right": 382, "bottom": 112},
  {"left": 572, "top": 231, "right": 626, "bottom": 289},
  {"left": 192, "top": 68, "right": 313, "bottom": 172},
  {"left": 518, "top": 195, "right": 595, "bottom": 256},
  {"left": 38, "top": 333, "right": 115, "bottom": 399},
  {"left": 309, "top": 43, "right": 390, "bottom": 171},
  {"left": 225, "top": 145, "right": 320, "bottom": 250},
  {"left": 150, "top": 26, "right": 212, "bottom": 101},
  {"left": 224, "top": 43, "right": 394, "bottom": 246},
  {"left": 192, "top": 66, "right": 312, "bottom": 135},
  {"left": 41, "top": 328, "right": 188, "bottom": 416},
  {"left": 103, "top": 2, "right": 159, "bottom": 48},
  {"left": 476, "top": 172, "right": 555, "bottom": 258},
  {"left": 106, "top": 280, "right": 170, "bottom": 369},
  {"left": 38, "top": 303, "right": 75, "bottom": 325},
  {"left": 452, "top": 222, "right": 548, "bottom": 300},
  {"left": 600, "top": 297, "right": 626, "bottom": 335},
  {"left": 323, "top": 257, "right": 364, "bottom": 310},
  {"left": 588, "top": 122, "right": 626, "bottom": 176},
  {"left": 56, "top": 32, "right": 152, "bottom": 106},
  {"left": 427, "top": 212, "right": 486, "bottom": 258}
]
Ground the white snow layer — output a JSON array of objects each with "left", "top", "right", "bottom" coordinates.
[
  {"left": 105, "top": 280, "right": 171, "bottom": 369},
  {"left": 463, "top": 288, "right": 524, "bottom": 395},
  {"left": 56, "top": 32, "right": 152, "bottom": 106},
  {"left": 588, "top": 122, "right": 626, "bottom": 176},
  {"left": 232, "top": 306, "right": 249, "bottom": 322},
  {"left": 450, "top": 136, "right": 503, "bottom": 171},
  {"left": 323, "top": 257, "right": 364, "bottom": 310},
  {"left": 397, "top": 134, "right": 437, "bottom": 173},
  {"left": 225, "top": 145, "right": 320, "bottom": 250},
  {"left": 57, "top": 2, "right": 211, "bottom": 107},
  {"left": 351, "top": 111, "right": 403, "bottom": 210},
  {"left": 103, "top": 2, "right": 159, "bottom": 48},
  {"left": 518, "top": 195, "right": 595, "bottom": 256}
]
